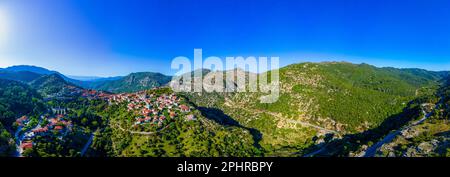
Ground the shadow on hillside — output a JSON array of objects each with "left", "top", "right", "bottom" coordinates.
[
  {"left": 432, "top": 131, "right": 450, "bottom": 155},
  {"left": 195, "top": 106, "right": 263, "bottom": 150},
  {"left": 435, "top": 130, "right": 450, "bottom": 137},
  {"left": 303, "top": 100, "right": 422, "bottom": 157}
]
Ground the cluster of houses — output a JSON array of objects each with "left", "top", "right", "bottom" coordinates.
[
  {"left": 14, "top": 87, "right": 198, "bottom": 154},
  {"left": 15, "top": 112, "right": 73, "bottom": 154},
  {"left": 48, "top": 85, "right": 113, "bottom": 101},
  {"left": 109, "top": 91, "right": 196, "bottom": 127},
  {"left": 80, "top": 89, "right": 114, "bottom": 100},
  {"left": 31, "top": 114, "right": 72, "bottom": 136}
]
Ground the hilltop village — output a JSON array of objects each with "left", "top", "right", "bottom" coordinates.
[
  {"left": 110, "top": 90, "right": 195, "bottom": 130},
  {"left": 13, "top": 87, "right": 195, "bottom": 156}
]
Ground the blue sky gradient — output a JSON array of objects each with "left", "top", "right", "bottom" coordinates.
[{"left": 0, "top": 0, "right": 449, "bottom": 76}]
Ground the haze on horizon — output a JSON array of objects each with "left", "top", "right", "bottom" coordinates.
[{"left": 0, "top": 0, "right": 449, "bottom": 77}]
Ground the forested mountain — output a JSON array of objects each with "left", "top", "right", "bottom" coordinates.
[
  {"left": 0, "top": 79, "right": 45, "bottom": 156},
  {"left": 0, "top": 79, "right": 45, "bottom": 127},
  {"left": 29, "top": 74, "right": 81, "bottom": 98},
  {"left": 0, "top": 123, "right": 14, "bottom": 156},
  {"left": 0, "top": 65, "right": 173, "bottom": 94},
  {"left": 184, "top": 62, "right": 448, "bottom": 156},
  {"left": 81, "top": 72, "right": 172, "bottom": 93},
  {"left": 0, "top": 70, "right": 43, "bottom": 83},
  {"left": 1, "top": 65, "right": 84, "bottom": 86},
  {"left": 3, "top": 65, "right": 57, "bottom": 75}
]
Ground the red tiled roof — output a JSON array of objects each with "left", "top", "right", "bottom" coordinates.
[
  {"left": 180, "top": 105, "right": 190, "bottom": 111},
  {"left": 21, "top": 142, "right": 33, "bottom": 149},
  {"left": 50, "top": 118, "right": 58, "bottom": 124},
  {"left": 32, "top": 127, "right": 48, "bottom": 133},
  {"left": 16, "top": 116, "right": 28, "bottom": 123}
]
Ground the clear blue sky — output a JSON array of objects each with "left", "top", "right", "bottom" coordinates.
[{"left": 0, "top": 0, "right": 449, "bottom": 76}]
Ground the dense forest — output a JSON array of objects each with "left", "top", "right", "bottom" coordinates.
[
  {"left": 0, "top": 79, "right": 45, "bottom": 128},
  {"left": 0, "top": 79, "right": 45, "bottom": 156},
  {"left": 80, "top": 72, "right": 172, "bottom": 93}
]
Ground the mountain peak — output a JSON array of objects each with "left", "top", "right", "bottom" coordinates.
[
  {"left": 4, "top": 65, "right": 56, "bottom": 75},
  {"left": 30, "top": 73, "right": 69, "bottom": 86}
]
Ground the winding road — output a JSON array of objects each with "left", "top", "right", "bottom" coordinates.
[
  {"left": 359, "top": 97, "right": 444, "bottom": 157},
  {"left": 285, "top": 119, "right": 340, "bottom": 134},
  {"left": 14, "top": 117, "right": 43, "bottom": 157},
  {"left": 226, "top": 102, "right": 339, "bottom": 134},
  {"left": 303, "top": 96, "right": 445, "bottom": 157},
  {"left": 111, "top": 122, "right": 171, "bottom": 135},
  {"left": 13, "top": 126, "right": 23, "bottom": 157},
  {"left": 303, "top": 145, "right": 327, "bottom": 157},
  {"left": 80, "top": 133, "right": 94, "bottom": 157}
]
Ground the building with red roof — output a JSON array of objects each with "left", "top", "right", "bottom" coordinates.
[
  {"left": 50, "top": 118, "right": 58, "bottom": 124},
  {"left": 180, "top": 105, "right": 190, "bottom": 112},
  {"left": 54, "top": 126, "right": 64, "bottom": 130},
  {"left": 16, "top": 116, "right": 29, "bottom": 126},
  {"left": 169, "top": 111, "right": 176, "bottom": 118},
  {"left": 32, "top": 126, "right": 49, "bottom": 133},
  {"left": 20, "top": 142, "right": 33, "bottom": 150}
]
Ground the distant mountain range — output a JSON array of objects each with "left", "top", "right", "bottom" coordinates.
[
  {"left": 66, "top": 75, "right": 104, "bottom": 81},
  {"left": 0, "top": 65, "right": 172, "bottom": 93},
  {"left": 80, "top": 72, "right": 172, "bottom": 93},
  {"left": 0, "top": 65, "right": 85, "bottom": 86},
  {"left": 1, "top": 65, "right": 58, "bottom": 75}
]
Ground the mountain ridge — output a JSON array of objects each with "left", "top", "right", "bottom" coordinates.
[{"left": 182, "top": 61, "right": 449, "bottom": 156}]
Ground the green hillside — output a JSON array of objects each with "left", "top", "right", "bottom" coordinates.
[
  {"left": 0, "top": 79, "right": 46, "bottom": 156},
  {"left": 29, "top": 74, "right": 81, "bottom": 98},
  {"left": 2, "top": 65, "right": 83, "bottom": 85},
  {"left": 84, "top": 72, "right": 172, "bottom": 93},
  {"left": 0, "top": 79, "right": 45, "bottom": 127},
  {"left": 90, "top": 88, "right": 261, "bottom": 157},
  {"left": 0, "top": 123, "right": 14, "bottom": 156},
  {"left": 184, "top": 62, "right": 446, "bottom": 156},
  {"left": 376, "top": 77, "right": 450, "bottom": 157},
  {"left": 0, "top": 71, "right": 43, "bottom": 83}
]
